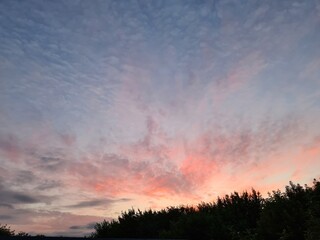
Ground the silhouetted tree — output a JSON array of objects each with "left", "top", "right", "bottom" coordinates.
[
  {"left": 0, "top": 224, "right": 31, "bottom": 237},
  {"left": 305, "top": 179, "right": 320, "bottom": 240},
  {"left": 257, "top": 180, "right": 320, "bottom": 240},
  {"left": 92, "top": 178, "right": 320, "bottom": 240},
  {"left": 0, "top": 224, "right": 15, "bottom": 236}
]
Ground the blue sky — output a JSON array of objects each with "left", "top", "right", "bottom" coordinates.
[{"left": 0, "top": 0, "right": 320, "bottom": 236}]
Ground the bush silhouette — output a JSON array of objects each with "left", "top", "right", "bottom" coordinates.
[
  {"left": 0, "top": 224, "right": 15, "bottom": 236},
  {"left": 92, "top": 178, "right": 320, "bottom": 240}
]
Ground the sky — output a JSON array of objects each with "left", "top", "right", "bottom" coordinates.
[{"left": 0, "top": 0, "right": 320, "bottom": 236}]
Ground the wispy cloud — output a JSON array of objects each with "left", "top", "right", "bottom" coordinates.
[
  {"left": 0, "top": 0, "right": 319, "bottom": 236},
  {"left": 67, "top": 198, "right": 131, "bottom": 209}
]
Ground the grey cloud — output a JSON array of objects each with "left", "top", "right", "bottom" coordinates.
[
  {"left": 36, "top": 180, "right": 62, "bottom": 191},
  {"left": 68, "top": 198, "right": 131, "bottom": 209},
  {"left": 0, "top": 166, "right": 7, "bottom": 175},
  {"left": 0, "top": 214, "right": 12, "bottom": 220},
  {"left": 70, "top": 222, "right": 96, "bottom": 230},
  {"left": 0, "top": 203, "right": 14, "bottom": 209},
  {"left": 68, "top": 200, "right": 108, "bottom": 208},
  {"left": 118, "top": 198, "right": 131, "bottom": 202},
  {"left": 38, "top": 156, "right": 65, "bottom": 171},
  {"left": 102, "top": 154, "right": 129, "bottom": 168},
  {"left": 15, "top": 170, "right": 36, "bottom": 184},
  {"left": 0, "top": 184, "right": 52, "bottom": 205},
  {"left": 11, "top": 193, "right": 38, "bottom": 204},
  {"left": 41, "top": 156, "right": 62, "bottom": 162}
]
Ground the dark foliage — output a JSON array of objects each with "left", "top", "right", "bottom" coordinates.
[
  {"left": 0, "top": 224, "right": 30, "bottom": 237},
  {"left": 0, "top": 224, "right": 15, "bottom": 236},
  {"left": 92, "top": 178, "right": 320, "bottom": 240}
]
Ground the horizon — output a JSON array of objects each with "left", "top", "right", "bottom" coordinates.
[
  {"left": 1, "top": 179, "right": 320, "bottom": 237},
  {"left": 0, "top": 0, "right": 320, "bottom": 237}
]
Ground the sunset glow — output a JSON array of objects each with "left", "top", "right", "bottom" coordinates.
[{"left": 0, "top": 0, "right": 320, "bottom": 236}]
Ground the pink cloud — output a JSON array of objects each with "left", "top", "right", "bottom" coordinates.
[
  {"left": 0, "top": 134, "right": 23, "bottom": 162},
  {"left": 59, "top": 133, "right": 77, "bottom": 146},
  {"left": 1, "top": 109, "right": 315, "bottom": 228},
  {"left": 66, "top": 114, "right": 302, "bottom": 204}
]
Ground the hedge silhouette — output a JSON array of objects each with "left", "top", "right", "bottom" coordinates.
[{"left": 92, "top": 178, "right": 320, "bottom": 240}]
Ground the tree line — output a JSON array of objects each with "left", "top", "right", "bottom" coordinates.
[
  {"left": 1, "top": 178, "right": 319, "bottom": 239},
  {"left": 92, "top": 179, "right": 320, "bottom": 240}
]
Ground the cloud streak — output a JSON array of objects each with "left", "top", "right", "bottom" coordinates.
[{"left": 0, "top": 184, "right": 52, "bottom": 205}]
